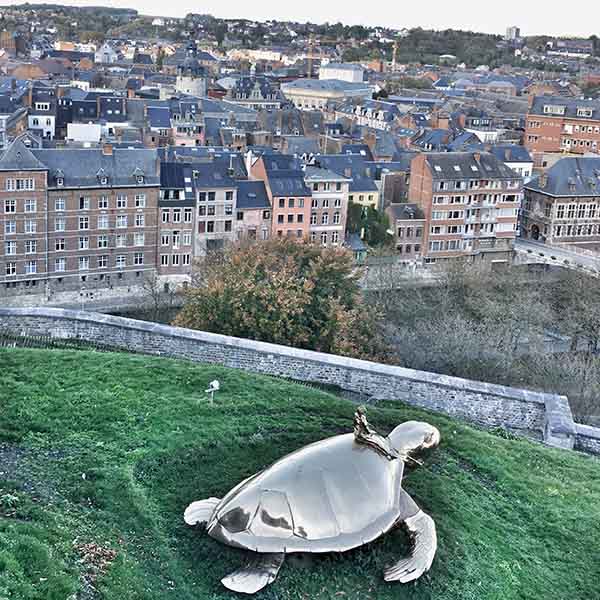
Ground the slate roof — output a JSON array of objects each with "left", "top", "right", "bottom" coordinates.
[
  {"left": 282, "top": 79, "right": 371, "bottom": 93},
  {"left": 304, "top": 165, "right": 350, "bottom": 182},
  {"left": 147, "top": 106, "right": 171, "bottom": 128},
  {"left": 525, "top": 157, "right": 600, "bottom": 197},
  {"left": 236, "top": 180, "right": 270, "bottom": 209},
  {"left": 314, "top": 154, "right": 378, "bottom": 192},
  {"left": 341, "top": 143, "right": 374, "bottom": 160},
  {"left": 284, "top": 136, "right": 319, "bottom": 156},
  {"left": 0, "top": 137, "right": 47, "bottom": 171},
  {"left": 425, "top": 152, "right": 519, "bottom": 180},
  {"left": 387, "top": 202, "right": 425, "bottom": 221},
  {"left": 160, "top": 162, "right": 195, "bottom": 200},
  {"left": 489, "top": 145, "right": 532, "bottom": 164},
  {"left": 30, "top": 147, "right": 160, "bottom": 188},
  {"left": 529, "top": 95, "right": 600, "bottom": 119},
  {"left": 262, "top": 152, "right": 311, "bottom": 197}
]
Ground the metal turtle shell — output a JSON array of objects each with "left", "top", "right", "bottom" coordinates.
[{"left": 206, "top": 432, "right": 405, "bottom": 553}]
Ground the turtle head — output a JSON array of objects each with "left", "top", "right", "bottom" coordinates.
[{"left": 388, "top": 421, "right": 441, "bottom": 462}]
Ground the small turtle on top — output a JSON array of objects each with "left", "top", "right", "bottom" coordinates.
[{"left": 184, "top": 409, "right": 440, "bottom": 594}]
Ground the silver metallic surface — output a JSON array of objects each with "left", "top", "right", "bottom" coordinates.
[{"left": 185, "top": 410, "right": 440, "bottom": 593}]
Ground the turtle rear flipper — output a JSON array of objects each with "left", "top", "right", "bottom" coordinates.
[
  {"left": 384, "top": 510, "right": 437, "bottom": 583},
  {"left": 184, "top": 497, "right": 221, "bottom": 526},
  {"left": 222, "top": 552, "right": 285, "bottom": 594}
]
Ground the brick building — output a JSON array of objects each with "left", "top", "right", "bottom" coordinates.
[
  {"left": 249, "top": 152, "right": 311, "bottom": 240},
  {"left": 408, "top": 152, "right": 522, "bottom": 265},
  {"left": 386, "top": 203, "right": 425, "bottom": 261},
  {"left": 525, "top": 96, "right": 600, "bottom": 157},
  {"left": 1, "top": 137, "right": 160, "bottom": 300},
  {"left": 522, "top": 157, "right": 600, "bottom": 251}
]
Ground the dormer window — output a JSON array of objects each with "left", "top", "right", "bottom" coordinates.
[
  {"left": 136, "top": 175, "right": 144, "bottom": 184},
  {"left": 100, "top": 176, "right": 108, "bottom": 185},
  {"left": 56, "top": 177, "right": 64, "bottom": 187}
]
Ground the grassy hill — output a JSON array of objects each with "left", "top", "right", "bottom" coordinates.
[{"left": 0, "top": 348, "right": 599, "bottom": 600}]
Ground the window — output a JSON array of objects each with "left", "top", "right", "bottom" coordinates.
[
  {"left": 313, "top": 183, "right": 319, "bottom": 191},
  {"left": 98, "top": 196, "right": 109, "bottom": 209},
  {"left": 206, "top": 221, "right": 214, "bottom": 233},
  {"left": 320, "top": 232, "right": 327, "bottom": 245},
  {"left": 24, "top": 220, "right": 36, "bottom": 234},
  {"left": 134, "top": 233, "right": 145, "bottom": 246},
  {"left": 25, "top": 260, "right": 36, "bottom": 274},
  {"left": 79, "top": 216, "right": 89, "bottom": 230},
  {"left": 54, "top": 217, "right": 65, "bottom": 232},
  {"left": 208, "top": 192, "right": 216, "bottom": 202},
  {"left": 263, "top": 210, "right": 270, "bottom": 220},
  {"left": 160, "top": 255, "right": 169, "bottom": 266},
  {"left": 198, "top": 192, "right": 207, "bottom": 202},
  {"left": 5, "top": 262, "right": 16, "bottom": 275},
  {"left": 333, "top": 212, "right": 340, "bottom": 225},
  {"left": 298, "top": 198, "right": 304, "bottom": 208},
  {"left": 322, "top": 213, "right": 329, "bottom": 225},
  {"left": 312, "top": 198, "right": 318, "bottom": 208},
  {"left": 55, "top": 258, "right": 66, "bottom": 272},
  {"left": 116, "top": 215, "right": 128, "bottom": 228},
  {"left": 161, "top": 234, "right": 170, "bottom": 246},
  {"left": 278, "top": 215, "right": 284, "bottom": 224},
  {"left": 135, "top": 194, "right": 146, "bottom": 208},
  {"left": 182, "top": 254, "right": 191, "bottom": 266},
  {"left": 5, "top": 241, "right": 16, "bottom": 255},
  {"left": 116, "top": 234, "right": 127, "bottom": 248},
  {"left": 162, "top": 210, "right": 170, "bottom": 223},
  {"left": 226, "top": 191, "right": 234, "bottom": 202},
  {"left": 98, "top": 235, "right": 108, "bottom": 248},
  {"left": 98, "top": 215, "right": 109, "bottom": 229},
  {"left": 4, "top": 199, "right": 15, "bottom": 213},
  {"left": 25, "top": 240, "right": 37, "bottom": 254},
  {"left": 279, "top": 198, "right": 285, "bottom": 208},
  {"left": 55, "top": 198, "right": 65, "bottom": 211},
  {"left": 287, "top": 214, "right": 294, "bottom": 223},
  {"left": 5, "top": 220, "right": 16, "bottom": 234},
  {"left": 184, "top": 208, "right": 192, "bottom": 222},
  {"left": 322, "top": 199, "right": 329, "bottom": 208},
  {"left": 207, "top": 206, "right": 215, "bottom": 217},
  {"left": 79, "top": 236, "right": 89, "bottom": 250},
  {"left": 98, "top": 255, "right": 108, "bottom": 268},
  {"left": 55, "top": 238, "right": 65, "bottom": 251},
  {"left": 173, "top": 209, "right": 181, "bottom": 223},
  {"left": 116, "top": 255, "right": 126, "bottom": 268},
  {"left": 183, "top": 231, "right": 192, "bottom": 245},
  {"left": 25, "top": 199, "right": 36, "bottom": 213},
  {"left": 135, "top": 214, "right": 145, "bottom": 227},
  {"left": 289, "top": 198, "right": 295, "bottom": 208},
  {"left": 225, "top": 220, "right": 232, "bottom": 232},
  {"left": 311, "top": 212, "right": 317, "bottom": 225},
  {"left": 117, "top": 195, "right": 127, "bottom": 208},
  {"left": 79, "top": 197, "right": 90, "bottom": 210},
  {"left": 134, "top": 252, "right": 144, "bottom": 266},
  {"left": 172, "top": 254, "right": 180, "bottom": 266},
  {"left": 15, "top": 178, "right": 34, "bottom": 191},
  {"left": 331, "top": 231, "right": 339, "bottom": 244},
  {"left": 79, "top": 256, "right": 89, "bottom": 271}
]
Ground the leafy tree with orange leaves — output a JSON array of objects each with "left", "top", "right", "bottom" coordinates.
[{"left": 174, "top": 239, "right": 388, "bottom": 361}]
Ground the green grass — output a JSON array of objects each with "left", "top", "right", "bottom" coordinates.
[{"left": 0, "top": 348, "right": 599, "bottom": 600}]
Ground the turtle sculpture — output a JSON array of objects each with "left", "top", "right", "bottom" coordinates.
[{"left": 184, "top": 409, "right": 440, "bottom": 594}]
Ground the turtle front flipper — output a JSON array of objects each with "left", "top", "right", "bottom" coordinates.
[
  {"left": 184, "top": 497, "right": 221, "bottom": 526},
  {"left": 384, "top": 496, "right": 437, "bottom": 583},
  {"left": 221, "top": 552, "right": 285, "bottom": 594}
]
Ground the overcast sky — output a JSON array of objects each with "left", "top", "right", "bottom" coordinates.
[{"left": 4, "top": 0, "right": 600, "bottom": 37}]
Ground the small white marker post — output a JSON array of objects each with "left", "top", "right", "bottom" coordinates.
[{"left": 205, "top": 380, "right": 220, "bottom": 405}]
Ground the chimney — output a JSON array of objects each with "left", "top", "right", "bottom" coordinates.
[
  {"left": 245, "top": 149, "right": 254, "bottom": 178},
  {"left": 227, "top": 153, "right": 235, "bottom": 177},
  {"left": 473, "top": 151, "right": 481, "bottom": 163},
  {"left": 539, "top": 172, "right": 548, "bottom": 188},
  {"left": 102, "top": 143, "right": 113, "bottom": 156}
]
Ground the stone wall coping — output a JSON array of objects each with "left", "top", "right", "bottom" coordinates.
[
  {"left": 575, "top": 423, "right": 600, "bottom": 440},
  {"left": 0, "top": 307, "right": 559, "bottom": 406}
]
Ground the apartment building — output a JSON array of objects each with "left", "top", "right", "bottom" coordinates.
[
  {"left": 193, "top": 162, "right": 238, "bottom": 254},
  {"left": 304, "top": 165, "right": 350, "bottom": 246},
  {"left": 250, "top": 152, "right": 311, "bottom": 240},
  {"left": 525, "top": 96, "right": 600, "bottom": 157},
  {"left": 386, "top": 203, "right": 425, "bottom": 261},
  {"left": 0, "top": 137, "right": 160, "bottom": 299},
  {"left": 158, "top": 162, "right": 196, "bottom": 284},
  {"left": 522, "top": 157, "right": 600, "bottom": 251},
  {"left": 234, "top": 180, "right": 271, "bottom": 241},
  {"left": 408, "top": 152, "right": 522, "bottom": 264}
]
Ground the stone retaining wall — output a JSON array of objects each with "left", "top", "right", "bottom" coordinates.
[
  {"left": 575, "top": 424, "right": 600, "bottom": 455},
  {"left": 0, "top": 307, "right": 587, "bottom": 452}
]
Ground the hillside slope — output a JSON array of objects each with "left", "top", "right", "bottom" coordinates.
[{"left": 0, "top": 348, "right": 598, "bottom": 600}]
